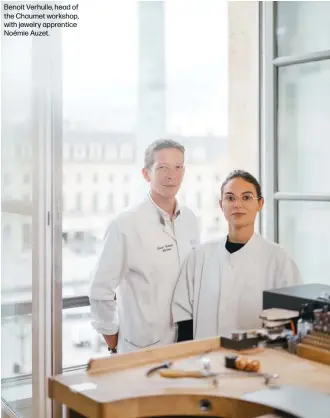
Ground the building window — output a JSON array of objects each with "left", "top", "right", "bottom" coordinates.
[
  {"left": 76, "top": 173, "right": 82, "bottom": 184},
  {"left": 76, "top": 193, "right": 82, "bottom": 211},
  {"left": 74, "top": 145, "right": 86, "bottom": 159},
  {"left": 89, "top": 143, "right": 102, "bottom": 159},
  {"left": 74, "top": 231, "right": 84, "bottom": 241},
  {"left": 92, "top": 193, "right": 98, "bottom": 212},
  {"left": 105, "top": 145, "right": 118, "bottom": 160},
  {"left": 107, "top": 193, "right": 113, "bottom": 212},
  {"left": 123, "top": 193, "right": 129, "bottom": 208},
  {"left": 120, "top": 143, "right": 132, "bottom": 160}
]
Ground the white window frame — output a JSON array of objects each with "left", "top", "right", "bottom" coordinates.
[{"left": 260, "top": 2, "right": 330, "bottom": 243}]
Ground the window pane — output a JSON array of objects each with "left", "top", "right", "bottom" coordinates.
[
  {"left": 62, "top": 0, "right": 228, "bottom": 366},
  {"left": 276, "top": 1, "right": 330, "bottom": 57},
  {"left": 277, "top": 60, "right": 330, "bottom": 193},
  {"left": 62, "top": 307, "right": 108, "bottom": 369},
  {"left": 278, "top": 201, "right": 330, "bottom": 285},
  {"left": 1, "top": 213, "right": 32, "bottom": 415},
  {"left": 1, "top": 25, "right": 33, "bottom": 202}
]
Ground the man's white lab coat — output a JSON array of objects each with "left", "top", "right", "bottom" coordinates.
[
  {"left": 172, "top": 233, "right": 302, "bottom": 339},
  {"left": 89, "top": 195, "right": 199, "bottom": 352}
]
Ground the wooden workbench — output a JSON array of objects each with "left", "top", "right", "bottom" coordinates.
[{"left": 48, "top": 337, "right": 330, "bottom": 418}]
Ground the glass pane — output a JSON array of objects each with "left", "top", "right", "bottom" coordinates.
[
  {"left": 62, "top": 307, "right": 108, "bottom": 369},
  {"left": 62, "top": 1, "right": 138, "bottom": 305},
  {"left": 276, "top": 1, "right": 330, "bottom": 57},
  {"left": 277, "top": 60, "right": 330, "bottom": 193},
  {"left": 1, "top": 12, "right": 33, "bottom": 202},
  {"left": 62, "top": 0, "right": 228, "bottom": 314},
  {"left": 278, "top": 201, "right": 330, "bottom": 285},
  {"left": 1, "top": 213, "right": 32, "bottom": 415}
]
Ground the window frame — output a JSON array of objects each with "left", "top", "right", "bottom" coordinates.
[
  {"left": 260, "top": 2, "right": 330, "bottom": 243},
  {"left": 1, "top": 30, "right": 63, "bottom": 418}
]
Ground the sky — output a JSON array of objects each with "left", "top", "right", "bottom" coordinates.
[
  {"left": 61, "top": 0, "right": 228, "bottom": 135},
  {"left": 2, "top": 0, "right": 228, "bottom": 136}
]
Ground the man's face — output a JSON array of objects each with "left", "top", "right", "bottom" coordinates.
[
  {"left": 220, "top": 177, "right": 264, "bottom": 228},
  {"left": 142, "top": 148, "right": 185, "bottom": 199}
]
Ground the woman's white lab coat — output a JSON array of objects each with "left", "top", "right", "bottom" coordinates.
[
  {"left": 89, "top": 196, "right": 199, "bottom": 353},
  {"left": 172, "top": 233, "right": 302, "bottom": 339}
]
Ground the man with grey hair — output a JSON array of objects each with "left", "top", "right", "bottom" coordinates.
[{"left": 89, "top": 139, "right": 199, "bottom": 353}]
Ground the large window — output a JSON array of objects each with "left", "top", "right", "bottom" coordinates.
[
  {"left": 1, "top": 6, "right": 60, "bottom": 416},
  {"left": 262, "top": 2, "right": 330, "bottom": 285},
  {"left": 61, "top": 0, "right": 228, "bottom": 367},
  {"left": 1, "top": 30, "right": 34, "bottom": 417},
  {"left": 1, "top": 25, "right": 32, "bottom": 416},
  {"left": 278, "top": 61, "right": 330, "bottom": 194}
]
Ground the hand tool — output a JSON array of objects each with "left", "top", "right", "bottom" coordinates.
[
  {"left": 146, "top": 361, "right": 172, "bottom": 377},
  {"left": 225, "top": 354, "right": 261, "bottom": 372},
  {"left": 159, "top": 368, "right": 279, "bottom": 386}
]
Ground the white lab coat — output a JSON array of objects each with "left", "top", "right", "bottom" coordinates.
[
  {"left": 172, "top": 233, "right": 302, "bottom": 339},
  {"left": 89, "top": 195, "right": 199, "bottom": 353}
]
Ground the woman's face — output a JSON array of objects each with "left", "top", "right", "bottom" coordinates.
[{"left": 220, "top": 177, "right": 264, "bottom": 228}]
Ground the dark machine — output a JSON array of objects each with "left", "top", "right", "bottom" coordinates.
[
  {"left": 220, "top": 284, "right": 330, "bottom": 351},
  {"left": 263, "top": 283, "right": 330, "bottom": 321}
]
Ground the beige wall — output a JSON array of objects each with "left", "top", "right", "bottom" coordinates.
[{"left": 228, "top": 1, "right": 260, "bottom": 178}]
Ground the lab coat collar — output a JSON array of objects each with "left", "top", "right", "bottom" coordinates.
[
  {"left": 147, "top": 192, "right": 181, "bottom": 225},
  {"left": 224, "top": 232, "right": 259, "bottom": 261}
]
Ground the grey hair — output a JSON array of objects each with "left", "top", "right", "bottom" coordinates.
[{"left": 144, "top": 139, "right": 185, "bottom": 169}]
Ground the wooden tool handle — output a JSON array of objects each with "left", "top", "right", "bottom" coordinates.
[
  {"left": 159, "top": 369, "right": 203, "bottom": 378},
  {"left": 235, "top": 357, "right": 260, "bottom": 372}
]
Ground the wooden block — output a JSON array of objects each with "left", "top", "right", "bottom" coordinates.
[
  {"left": 297, "top": 343, "right": 330, "bottom": 366},
  {"left": 300, "top": 331, "right": 330, "bottom": 354}
]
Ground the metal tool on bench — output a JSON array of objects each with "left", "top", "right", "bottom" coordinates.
[
  {"left": 148, "top": 353, "right": 279, "bottom": 386},
  {"left": 158, "top": 368, "right": 279, "bottom": 386},
  {"left": 146, "top": 361, "right": 172, "bottom": 377},
  {"left": 146, "top": 350, "right": 211, "bottom": 377}
]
